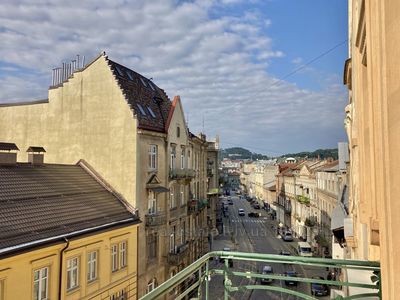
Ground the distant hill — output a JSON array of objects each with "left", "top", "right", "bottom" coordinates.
[
  {"left": 280, "top": 148, "right": 338, "bottom": 160},
  {"left": 220, "top": 147, "right": 338, "bottom": 161},
  {"left": 220, "top": 147, "right": 269, "bottom": 160}
]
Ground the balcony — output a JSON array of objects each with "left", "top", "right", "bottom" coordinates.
[
  {"left": 187, "top": 199, "right": 198, "bottom": 214},
  {"left": 296, "top": 195, "right": 310, "bottom": 205},
  {"left": 145, "top": 212, "right": 167, "bottom": 227},
  {"left": 169, "top": 168, "right": 196, "bottom": 181},
  {"left": 140, "top": 250, "right": 381, "bottom": 300},
  {"left": 167, "top": 242, "right": 189, "bottom": 266}
]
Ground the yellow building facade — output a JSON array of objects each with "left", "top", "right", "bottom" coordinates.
[{"left": 0, "top": 226, "right": 138, "bottom": 300}]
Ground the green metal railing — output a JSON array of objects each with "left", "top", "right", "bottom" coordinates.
[{"left": 140, "top": 251, "right": 380, "bottom": 300}]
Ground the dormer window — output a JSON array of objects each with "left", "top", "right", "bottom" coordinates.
[
  {"left": 137, "top": 104, "right": 146, "bottom": 116},
  {"left": 148, "top": 82, "right": 156, "bottom": 91},
  {"left": 177, "top": 126, "right": 180, "bottom": 138},
  {"left": 115, "top": 66, "right": 124, "bottom": 77},
  {"left": 140, "top": 77, "right": 147, "bottom": 87},
  {"left": 147, "top": 106, "right": 156, "bottom": 118},
  {"left": 127, "top": 71, "right": 134, "bottom": 80}
]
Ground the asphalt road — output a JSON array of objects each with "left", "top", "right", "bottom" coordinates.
[{"left": 208, "top": 194, "right": 331, "bottom": 300}]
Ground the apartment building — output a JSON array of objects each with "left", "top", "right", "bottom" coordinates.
[
  {"left": 0, "top": 144, "right": 139, "bottom": 300},
  {"left": 0, "top": 52, "right": 213, "bottom": 298},
  {"left": 343, "top": 0, "right": 400, "bottom": 298}
]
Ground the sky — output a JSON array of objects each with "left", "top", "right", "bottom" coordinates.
[{"left": 0, "top": 0, "right": 349, "bottom": 156}]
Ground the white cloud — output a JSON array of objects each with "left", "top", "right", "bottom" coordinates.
[{"left": 0, "top": 0, "right": 346, "bottom": 153}]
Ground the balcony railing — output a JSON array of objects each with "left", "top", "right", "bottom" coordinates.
[
  {"left": 168, "top": 242, "right": 189, "bottom": 266},
  {"left": 169, "top": 168, "right": 196, "bottom": 180},
  {"left": 140, "top": 250, "right": 381, "bottom": 300},
  {"left": 145, "top": 212, "right": 167, "bottom": 227},
  {"left": 187, "top": 199, "right": 198, "bottom": 214}
]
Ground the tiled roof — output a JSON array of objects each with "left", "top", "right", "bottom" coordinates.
[
  {"left": 107, "top": 59, "right": 171, "bottom": 133},
  {"left": 0, "top": 163, "right": 139, "bottom": 255}
]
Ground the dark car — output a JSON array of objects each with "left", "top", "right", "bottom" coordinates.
[
  {"left": 284, "top": 271, "right": 298, "bottom": 286},
  {"left": 248, "top": 212, "right": 261, "bottom": 218},
  {"left": 219, "top": 247, "right": 233, "bottom": 267},
  {"left": 310, "top": 276, "right": 329, "bottom": 296},
  {"left": 252, "top": 203, "right": 261, "bottom": 209},
  {"left": 228, "top": 199, "right": 233, "bottom": 205},
  {"left": 279, "top": 250, "right": 291, "bottom": 256},
  {"left": 260, "top": 265, "right": 274, "bottom": 284}
]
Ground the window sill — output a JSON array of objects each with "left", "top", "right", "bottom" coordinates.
[
  {"left": 67, "top": 286, "right": 80, "bottom": 294},
  {"left": 87, "top": 278, "right": 98, "bottom": 285}
]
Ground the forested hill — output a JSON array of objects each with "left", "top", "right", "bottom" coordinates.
[{"left": 219, "top": 147, "right": 338, "bottom": 160}]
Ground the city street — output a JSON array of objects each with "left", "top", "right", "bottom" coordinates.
[{"left": 209, "top": 194, "right": 331, "bottom": 300}]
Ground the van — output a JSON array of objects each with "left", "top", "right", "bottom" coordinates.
[{"left": 297, "top": 242, "right": 313, "bottom": 257}]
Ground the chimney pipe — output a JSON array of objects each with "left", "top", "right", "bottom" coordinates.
[
  {"left": 27, "top": 146, "right": 46, "bottom": 165},
  {"left": 0, "top": 142, "right": 19, "bottom": 165}
]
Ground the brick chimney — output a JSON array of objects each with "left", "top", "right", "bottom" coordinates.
[
  {"left": 27, "top": 146, "right": 46, "bottom": 165},
  {"left": 0, "top": 142, "right": 19, "bottom": 165}
]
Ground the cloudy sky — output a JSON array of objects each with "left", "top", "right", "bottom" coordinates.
[{"left": 0, "top": 0, "right": 348, "bottom": 155}]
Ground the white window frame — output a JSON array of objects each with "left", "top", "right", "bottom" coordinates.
[
  {"left": 180, "top": 185, "right": 184, "bottom": 206},
  {"left": 170, "top": 186, "right": 176, "bottom": 209},
  {"left": 180, "top": 148, "right": 185, "bottom": 169},
  {"left": 148, "top": 191, "right": 156, "bottom": 215},
  {"left": 149, "top": 145, "right": 157, "bottom": 170},
  {"left": 120, "top": 241, "right": 127, "bottom": 268},
  {"left": 169, "top": 233, "right": 175, "bottom": 253},
  {"left": 111, "top": 244, "right": 118, "bottom": 272},
  {"left": 66, "top": 257, "right": 79, "bottom": 291},
  {"left": 87, "top": 251, "right": 98, "bottom": 282},
  {"left": 147, "top": 279, "right": 156, "bottom": 294},
  {"left": 34, "top": 267, "right": 48, "bottom": 300},
  {"left": 170, "top": 146, "right": 176, "bottom": 169}
]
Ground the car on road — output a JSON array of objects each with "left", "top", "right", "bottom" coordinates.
[
  {"left": 228, "top": 199, "right": 233, "bottom": 205},
  {"left": 310, "top": 276, "right": 329, "bottom": 297},
  {"left": 284, "top": 271, "right": 298, "bottom": 286},
  {"left": 252, "top": 203, "right": 261, "bottom": 209},
  {"left": 219, "top": 247, "right": 233, "bottom": 267},
  {"left": 248, "top": 212, "right": 261, "bottom": 218},
  {"left": 238, "top": 208, "right": 245, "bottom": 216},
  {"left": 279, "top": 250, "right": 291, "bottom": 256},
  {"left": 282, "top": 231, "right": 293, "bottom": 242},
  {"left": 260, "top": 265, "right": 274, "bottom": 284}
]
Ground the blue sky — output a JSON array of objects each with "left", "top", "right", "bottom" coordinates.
[{"left": 0, "top": 0, "right": 349, "bottom": 155}]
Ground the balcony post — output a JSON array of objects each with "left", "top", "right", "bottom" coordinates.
[
  {"left": 205, "top": 260, "right": 209, "bottom": 300},
  {"left": 224, "top": 258, "right": 230, "bottom": 300}
]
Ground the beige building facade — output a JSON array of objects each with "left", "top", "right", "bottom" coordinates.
[{"left": 344, "top": 0, "right": 400, "bottom": 298}]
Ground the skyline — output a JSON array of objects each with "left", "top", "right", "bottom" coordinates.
[{"left": 0, "top": 0, "right": 348, "bottom": 155}]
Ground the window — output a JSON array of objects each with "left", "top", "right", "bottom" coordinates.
[
  {"left": 140, "top": 77, "right": 148, "bottom": 87},
  {"left": 137, "top": 104, "right": 147, "bottom": 116},
  {"left": 147, "top": 278, "right": 156, "bottom": 294},
  {"left": 66, "top": 257, "right": 79, "bottom": 291},
  {"left": 170, "top": 186, "right": 176, "bottom": 209},
  {"left": 115, "top": 66, "right": 124, "bottom": 77},
  {"left": 87, "top": 251, "right": 98, "bottom": 282},
  {"left": 147, "top": 233, "right": 157, "bottom": 260},
  {"left": 170, "top": 146, "right": 176, "bottom": 169},
  {"left": 148, "top": 191, "right": 156, "bottom": 214},
  {"left": 33, "top": 267, "right": 48, "bottom": 300},
  {"left": 148, "top": 81, "right": 156, "bottom": 91},
  {"left": 149, "top": 145, "right": 157, "bottom": 170},
  {"left": 180, "top": 185, "right": 185, "bottom": 206},
  {"left": 111, "top": 241, "right": 127, "bottom": 272},
  {"left": 126, "top": 71, "right": 134, "bottom": 80},
  {"left": 110, "top": 289, "right": 127, "bottom": 300},
  {"left": 177, "top": 126, "right": 180, "bottom": 138},
  {"left": 169, "top": 230, "right": 175, "bottom": 253},
  {"left": 180, "top": 148, "right": 185, "bottom": 169},
  {"left": 147, "top": 106, "right": 156, "bottom": 118},
  {"left": 120, "top": 241, "right": 127, "bottom": 268},
  {"left": 111, "top": 244, "right": 118, "bottom": 272}
]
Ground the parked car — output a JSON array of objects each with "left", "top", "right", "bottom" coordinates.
[
  {"left": 282, "top": 231, "right": 293, "bottom": 242},
  {"left": 228, "top": 199, "right": 233, "bottom": 205},
  {"left": 310, "top": 276, "right": 329, "bottom": 296},
  {"left": 260, "top": 265, "right": 274, "bottom": 284},
  {"left": 279, "top": 250, "right": 291, "bottom": 256},
  {"left": 238, "top": 208, "right": 245, "bottom": 216},
  {"left": 252, "top": 203, "right": 261, "bottom": 209},
  {"left": 248, "top": 212, "right": 261, "bottom": 218},
  {"left": 284, "top": 271, "right": 298, "bottom": 286},
  {"left": 219, "top": 247, "right": 233, "bottom": 267}
]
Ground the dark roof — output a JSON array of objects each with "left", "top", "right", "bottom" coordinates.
[
  {"left": 0, "top": 163, "right": 139, "bottom": 255},
  {"left": 107, "top": 59, "right": 171, "bottom": 133},
  {"left": 27, "top": 146, "right": 46, "bottom": 153},
  {"left": 0, "top": 142, "right": 19, "bottom": 151}
]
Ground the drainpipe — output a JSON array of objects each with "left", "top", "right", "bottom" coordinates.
[{"left": 58, "top": 237, "right": 70, "bottom": 300}]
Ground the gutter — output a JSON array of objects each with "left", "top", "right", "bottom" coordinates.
[
  {"left": 0, "top": 217, "right": 139, "bottom": 256},
  {"left": 58, "top": 237, "right": 70, "bottom": 300}
]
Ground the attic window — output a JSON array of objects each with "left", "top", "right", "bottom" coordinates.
[
  {"left": 115, "top": 66, "right": 124, "bottom": 77},
  {"left": 137, "top": 104, "right": 147, "bottom": 116},
  {"left": 140, "top": 77, "right": 147, "bottom": 87},
  {"left": 127, "top": 71, "right": 134, "bottom": 80},
  {"left": 147, "top": 106, "right": 156, "bottom": 118},
  {"left": 148, "top": 82, "right": 156, "bottom": 91}
]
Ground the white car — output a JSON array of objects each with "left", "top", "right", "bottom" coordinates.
[{"left": 238, "top": 208, "right": 245, "bottom": 216}]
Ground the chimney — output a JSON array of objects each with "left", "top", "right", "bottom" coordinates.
[
  {"left": 0, "top": 142, "right": 19, "bottom": 165},
  {"left": 27, "top": 146, "right": 46, "bottom": 165}
]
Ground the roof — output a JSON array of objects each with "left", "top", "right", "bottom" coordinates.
[
  {"left": 107, "top": 59, "right": 171, "bottom": 133},
  {"left": 0, "top": 162, "right": 139, "bottom": 255},
  {"left": 27, "top": 146, "right": 46, "bottom": 153},
  {"left": 0, "top": 142, "right": 19, "bottom": 151}
]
